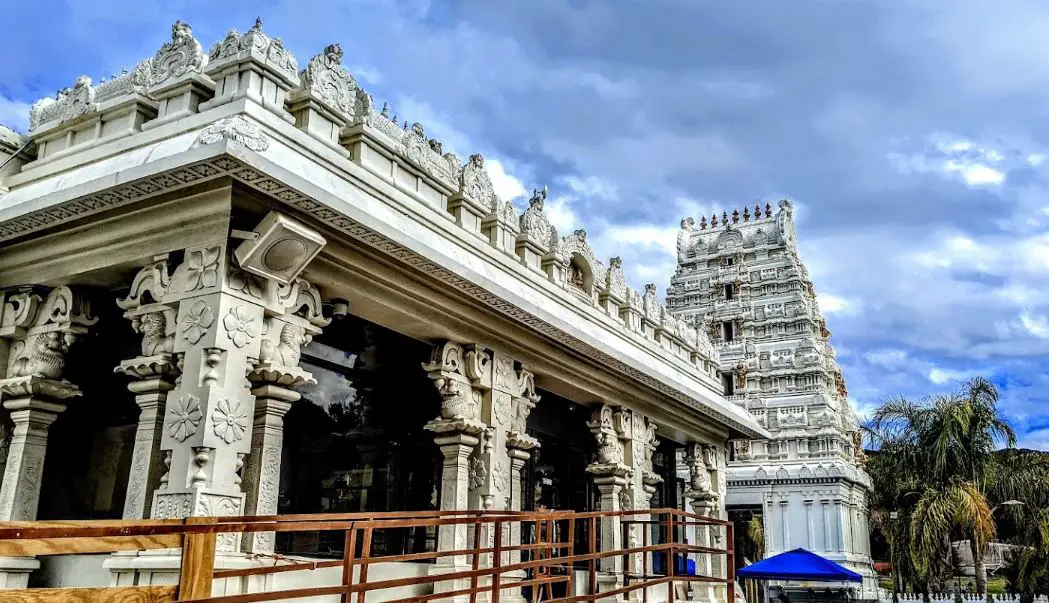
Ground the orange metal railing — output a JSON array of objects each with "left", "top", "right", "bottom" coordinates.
[{"left": 0, "top": 507, "right": 733, "bottom": 602}]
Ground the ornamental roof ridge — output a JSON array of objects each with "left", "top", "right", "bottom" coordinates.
[{"left": 9, "top": 18, "right": 735, "bottom": 406}]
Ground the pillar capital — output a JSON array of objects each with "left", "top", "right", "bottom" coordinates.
[
  {"left": 683, "top": 441, "right": 719, "bottom": 509},
  {"left": 585, "top": 405, "right": 630, "bottom": 478}
]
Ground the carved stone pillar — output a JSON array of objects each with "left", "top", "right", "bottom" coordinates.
[
  {"left": 113, "top": 241, "right": 328, "bottom": 555},
  {"left": 0, "top": 286, "right": 95, "bottom": 589},
  {"left": 0, "top": 286, "right": 96, "bottom": 521},
  {"left": 586, "top": 405, "right": 631, "bottom": 595},
  {"left": 618, "top": 409, "right": 660, "bottom": 599},
  {"left": 422, "top": 341, "right": 487, "bottom": 601},
  {"left": 241, "top": 312, "right": 322, "bottom": 554},
  {"left": 115, "top": 296, "right": 180, "bottom": 520},
  {"left": 423, "top": 341, "right": 541, "bottom": 602}
]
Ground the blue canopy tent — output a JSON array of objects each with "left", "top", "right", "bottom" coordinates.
[{"left": 737, "top": 548, "right": 863, "bottom": 583}]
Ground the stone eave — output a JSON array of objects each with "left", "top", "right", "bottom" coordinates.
[{"left": 0, "top": 102, "right": 767, "bottom": 441}]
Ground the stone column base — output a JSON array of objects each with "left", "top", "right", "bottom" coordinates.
[
  {"left": 0, "top": 556, "right": 40, "bottom": 589},
  {"left": 104, "top": 550, "right": 276, "bottom": 595}
]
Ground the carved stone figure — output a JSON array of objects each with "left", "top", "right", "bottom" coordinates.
[
  {"left": 150, "top": 20, "right": 205, "bottom": 88},
  {"left": 677, "top": 217, "right": 694, "bottom": 262},
  {"left": 139, "top": 310, "right": 175, "bottom": 356},
  {"left": 258, "top": 322, "right": 307, "bottom": 367}
]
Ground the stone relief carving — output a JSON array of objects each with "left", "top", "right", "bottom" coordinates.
[
  {"left": 223, "top": 305, "right": 259, "bottom": 348},
  {"left": 605, "top": 256, "right": 628, "bottom": 301},
  {"left": 586, "top": 406, "right": 625, "bottom": 470},
  {"left": 151, "top": 20, "right": 206, "bottom": 88},
  {"left": 208, "top": 18, "right": 298, "bottom": 82},
  {"left": 134, "top": 309, "right": 177, "bottom": 356},
  {"left": 28, "top": 75, "right": 101, "bottom": 131},
  {"left": 168, "top": 394, "right": 203, "bottom": 442},
  {"left": 196, "top": 115, "right": 271, "bottom": 152},
  {"left": 4, "top": 286, "right": 97, "bottom": 381},
  {"left": 684, "top": 443, "right": 717, "bottom": 504},
  {"left": 298, "top": 43, "right": 357, "bottom": 118},
  {"left": 518, "top": 187, "right": 554, "bottom": 251},
  {"left": 196, "top": 494, "right": 241, "bottom": 551},
  {"left": 180, "top": 300, "right": 214, "bottom": 344},
  {"left": 211, "top": 398, "right": 248, "bottom": 444},
  {"left": 258, "top": 320, "right": 307, "bottom": 367},
  {"left": 677, "top": 217, "right": 694, "bottom": 263},
  {"left": 459, "top": 154, "right": 500, "bottom": 213},
  {"left": 468, "top": 456, "right": 487, "bottom": 490}
]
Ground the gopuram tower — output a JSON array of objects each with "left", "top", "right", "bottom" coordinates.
[{"left": 666, "top": 201, "right": 878, "bottom": 598}]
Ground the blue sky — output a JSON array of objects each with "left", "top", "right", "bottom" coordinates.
[{"left": 2, "top": 1, "right": 1048, "bottom": 448}]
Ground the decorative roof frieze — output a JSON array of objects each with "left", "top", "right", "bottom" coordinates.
[{"left": 7, "top": 21, "right": 730, "bottom": 393}]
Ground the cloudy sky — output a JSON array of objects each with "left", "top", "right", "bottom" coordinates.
[{"left": 2, "top": 0, "right": 1048, "bottom": 448}]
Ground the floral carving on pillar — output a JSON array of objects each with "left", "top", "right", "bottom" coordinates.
[
  {"left": 180, "top": 299, "right": 214, "bottom": 344},
  {"left": 211, "top": 398, "right": 248, "bottom": 444},
  {"left": 223, "top": 305, "right": 259, "bottom": 348},
  {"left": 168, "top": 394, "right": 202, "bottom": 442}
]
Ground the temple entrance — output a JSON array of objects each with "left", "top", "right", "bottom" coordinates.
[{"left": 277, "top": 315, "right": 442, "bottom": 557}]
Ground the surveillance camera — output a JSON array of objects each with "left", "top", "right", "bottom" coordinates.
[{"left": 329, "top": 299, "right": 350, "bottom": 319}]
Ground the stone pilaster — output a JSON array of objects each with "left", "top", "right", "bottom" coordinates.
[
  {"left": 423, "top": 341, "right": 541, "bottom": 602},
  {"left": 683, "top": 443, "right": 720, "bottom": 593},
  {"left": 617, "top": 409, "right": 660, "bottom": 598}
]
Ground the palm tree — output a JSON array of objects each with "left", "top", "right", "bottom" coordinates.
[{"left": 867, "top": 378, "right": 1016, "bottom": 596}]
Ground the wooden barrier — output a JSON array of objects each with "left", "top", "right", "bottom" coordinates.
[{"left": 0, "top": 508, "right": 733, "bottom": 603}]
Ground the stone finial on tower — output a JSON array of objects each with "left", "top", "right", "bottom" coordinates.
[
  {"left": 722, "top": 211, "right": 729, "bottom": 225},
  {"left": 764, "top": 202, "right": 772, "bottom": 218},
  {"left": 754, "top": 202, "right": 761, "bottom": 218},
  {"left": 711, "top": 213, "right": 718, "bottom": 227},
  {"left": 699, "top": 216, "right": 707, "bottom": 230},
  {"left": 732, "top": 209, "right": 739, "bottom": 224},
  {"left": 743, "top": 206, "right": 751, "bottom": 222}
]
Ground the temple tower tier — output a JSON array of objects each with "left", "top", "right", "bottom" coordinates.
[{"left": 666, "top": 201, "right": 877, "bottom": 598}]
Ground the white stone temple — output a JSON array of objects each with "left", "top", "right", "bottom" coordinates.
[
  {"left": 666, "top": 204, "right": 878, "bottom": 598},
  {"left": 0, "top": 18, "right": 768, "bottom": 599}
]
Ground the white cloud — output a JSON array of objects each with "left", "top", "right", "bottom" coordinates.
[
  {"left": 0, "top": 96, "right": 30, "bottom": 133},
  {"left": 1020, "top": 314, "right": 1049, "bottom": 339},
  {"left": 350, "top": 65, "right": 384, "bottom": 86},
  {"left": 943, "top": 160, "right": 1005, "bottom": 186},
  {"left": 602, "top": 224, "right": 678, "bottom": 258},
  {"left": 486, "top": 158, "right": 527, "bottom": 204},
  {"left": 818, "top": 293, "right": 853, "bottom": 315},
  {"left": 544, "top": 196, "right": 579, "bottom": 233},
  {"left": 564, "top": 175, "right": 618, "bottom": 200},
  {"left": 928, "top": 367, "right": 971, "bottom": 385}
]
